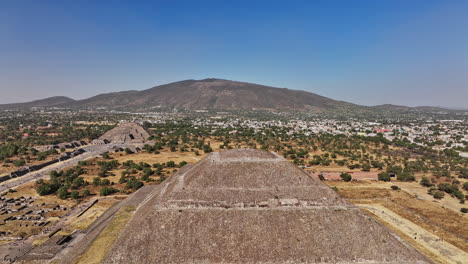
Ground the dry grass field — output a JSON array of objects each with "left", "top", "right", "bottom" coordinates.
[
  {"left": 75, "top": 205, "right": 136, "bottom": 264},
  {"left": 325, "top": 180, "right": 468, "bottom": 264}
]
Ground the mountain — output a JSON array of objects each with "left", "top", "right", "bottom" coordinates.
[
  {"left": 0, "top": 79, "right": 455, "bottom": 112},
  {"left": 69, "top": 78, "right": 357, "bottom": 111},
  {"left": 0, "top": 96, "right": 76, "bottom": 110}
]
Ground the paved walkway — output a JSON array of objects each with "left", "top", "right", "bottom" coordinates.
[{"left": 0, "top": 145, "right": 123, "bottom": 193}]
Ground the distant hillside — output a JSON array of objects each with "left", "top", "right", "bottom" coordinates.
[
  {"left": 0, "top": 96, "right": 76, "bottom": 110},
  {"left": 0, "top": 79, "right": 456, "bottom": 112},
  {"left": 67, "top": 78, "right": 357, "bottom": 111},
  {"left": 372, "top": 104, "right": 451, "bottom": 112}
]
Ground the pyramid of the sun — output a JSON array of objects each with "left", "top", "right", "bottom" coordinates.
[
  {"left": 97, "top": 122, "right": 152, "bottom": 144},
  {"left": 101, "top": 149, "right": 428, "bottom": 263}
]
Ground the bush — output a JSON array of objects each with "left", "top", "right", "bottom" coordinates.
[
  {"left": 71, "top": 190, "right": 79, "bottom": 200},
  {"left": 420, "top": 176, "right": 432, "bottom": 187},
  {"left": 340, "top": 173, "right": 352, "bottom": 182},
  {"left": 101, "top": 179, "right": 111, "bottom": 186},
  {"left": 125, "top": 177, "right": 144, "bottom": 190},
  {"left": 92, "top": 177, "right": 101, "bottom": 187},
  {"left": 36, "top": 183, "right": 54, "bottom": 196},
  {"left": 377, "top": 172, "right": 391, "bottom": 182},
  {"left": 100, "top": 187, "right": 117, "bottom": 196},
  {"left": 82, "top": 189, "right": 90, "bottom": 196},
  {"left": 464, "top": 182, "right": 468, "bottom": 191},
  {"left": 461, "top": 208, "right": 468, "bottom": 213},
  {"left": 453, "top": 190, "right": 465, "bottom": 203},
  {"left": 13, "top": 159, "right": 26, "bottom": 167},
  {"left": 57, "top": 187, "right": 69, "bottom": 200},
  {"left": 397, "top": 172, "right": 415, "bottom": 182},
  {"left": 438, "top": 183, "right": 458, "bottom": 194},
  {"left": 391, "top": 185, "right": 400, "bottom": 190},
  {"left": 361, "top": 163, "right": 371, "bottom": 172},
  {"left": 433, "top": 191, "right": 445, "bottom": 199},
  {"left": 318, "top": 174, "right": 325, "bottom": 181}
]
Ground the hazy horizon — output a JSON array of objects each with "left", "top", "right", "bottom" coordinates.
[{"left": 1, "top": 0, "right": 467, "bottom": 108}]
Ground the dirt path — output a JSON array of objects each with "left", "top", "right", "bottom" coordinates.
[{"left": 358, "top": 204, "right": 468, "bottom": 264}]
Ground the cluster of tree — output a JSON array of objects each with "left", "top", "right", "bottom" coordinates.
[{"left": 35, "top": 167, "right": 89, "bottom": 200}]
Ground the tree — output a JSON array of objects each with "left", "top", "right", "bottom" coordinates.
[
  {"left": 100, "top": 187, "right": 117, "bottom": 196},
  {"left": 13, "top": 159, "right": 26, "bottom": 167},
  {"left": 101, "top": 179, "right": 111, "bottom": 186},
  {"left": 126, "top": 177, "right": 144, "bottom": 190},
  {"left": 36, "top": 183, "right": 53, "bottom": 196},
  {"left": 463, "top": 182, "right": 468, "bottom": 191},
  {"left": 57, "top": 187, "right": 69, "bottom": 200},
  {"left": 377, "top": 172, "right": 391, "bottom": 182},
  {"left": 361, "top": 163, "right": 371, "bottom": 172},
  {"left": 420, "top": 177, "right": 432, "bottom": 187},
  {"left": 433, "top": 191, "right": 445, "bottom": 199},
  {"left": 70, "top": 190, "right": 79, "bottom": 200},
  {"left": 82, "top": 189, "right": 90, "bottom": 196},
  {"left": 340, "top": 173, "right": 352, "bottom": 182},
  {"left": 93, "top": 177, "right": 101, "bottom": 187}
]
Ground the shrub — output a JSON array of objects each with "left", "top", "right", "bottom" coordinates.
[
  {"left": 453, "top": 190, "right": 465, "bottom": 203},
  {"left": 378, "top": 172, "right": 391, "bottom": 182},
  {"left": 340, "top": 173, "right": 352, "bottom": 182},
  {"left": 101, "top": 179, "right": 111, "bottom": 186},
  {"left": 391, "top": 185, "right": 400, "bottom": 190},
  {"left": 420, "top": 177, "right": 432, "bottom": 187},
  {"left": 461, "top": 208, "right": 468, "bottom": 213},
  {"left": 92, "top": 177, "right": 101, "bottom": 187},
  {"left": 82, "top": 189, "right": 90, "bottom": 196},
  {"left": 125, "top": 177, "right": 144, "bottom": 190},
  {"left": 433, "top": 191, "right": 445, "bottom": 199},
  {"left": 318, "top": 174, "right": 325, "bottom": 181},
  {"left": 36, "top": 183, "right": 54, "bottom": 196},
  {"left": 438, "top": 183, "right": 458, "bottom": 194},
  {"left": 361, "top": 163, "right": 371, "bottom": 172},
  {"left": 13, "top": 159, "right": 26, "bottom": 167},
  {"left": 100, "top": 187, "right": 117, "bottom": 196},
  {"left": 57, "top": 187, "right": 69, "bottom": 200},
  {"left": 70, "top": 190, "right": 79, "bottom": 200},
  {"left": 397, "top": 172, "right": 415, "bottom": 182},
  {"left": 464, "top": 182, "right": 468, "bottom": 191}
]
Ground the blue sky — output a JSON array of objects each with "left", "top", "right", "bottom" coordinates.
[{"left": 1, "top": 0, "right": 467, "bottom": 108}]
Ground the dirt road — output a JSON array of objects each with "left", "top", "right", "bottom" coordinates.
[{"left": 359, "top": 204, "right": 468, "bottom": 264}]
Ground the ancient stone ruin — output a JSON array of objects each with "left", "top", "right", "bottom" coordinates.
[
  {"left": 92, "top": 122, "right": 152, "bottom": 145},
  {"left": 95, "top": 149, "right": 429, "bottom": 263}
]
